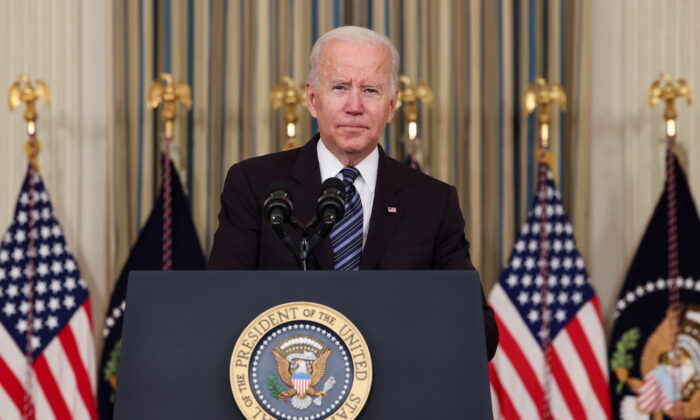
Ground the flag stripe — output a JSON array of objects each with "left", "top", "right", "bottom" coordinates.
[
  {"left": 0, "top": 322, "right": 30, "bottom": 416},
  {"left": 590, "top": 295, "right": 602, "bottom": 321},
  {"left": 577, "top": 299, "right": 607, "bottom": 374},
  {"left": 0, "top": 354, "right": 26, "bottom": 414},
  {"left": 489, "top": 363, "right": 521, "bottom": 420},
  {"left": 44, "top": 324, "right": 88, "bottom": 420},
  {"left": 565, "top": 316, "right": 612, "bottom": 418},
  {"left": 490, "top": 383, "right": 502, "bottom": 419},
  {"left": 551, "top": 331, "right": 587, "bottom": 418},
  {"left": 490, "top": 345, "right": 541, "bottom": 419},
  {"left": 58, "top": 323, "right": 97, "bottom": 419},
  {"left": 34, "top": 353, "right": 72, "bottom": 420},
  {"left": 549, "top": 348, "right": 586, "bottom": 420},
  {"left": 490, "top": 286, "right": 544, "bottom": 378},
  {"left": 82, "top": 299, "right": 93, "bottom": 332},
  {"left": 552, "top": 327, "right": 607, "bottom": 420},
  {"left": 494, "top": 311, "right": 545, "bottom": 419},
  {"left": 0, "top": 376, "right": 23, "bottom": 419},
  {"left": 548, "top": 379, "right": 574, "bottom": 420},
  {"left": 33, "top": 371, "right": 56, "bottom": 420},
  {"left": 71, "top": 302, "right": 97, "bottom": 391}
]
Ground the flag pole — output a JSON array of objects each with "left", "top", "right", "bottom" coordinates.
[
  {"left": 396, "top": 75, "right": 433, "bottom": 169},
  {"left": 649, "top": 72, "right": 692, "bottom": 420},
  {"left": 8, "top": 74, "right": 50, "bottom": 420},
  {"left": 148, "top": 73, "right": 192, "bottom": 271},
  {"left": 523, "top": 77, "right": 567, "bottom": 420},
  {"left": 271, "top": 76, "right": 305, "bottom": 151}
]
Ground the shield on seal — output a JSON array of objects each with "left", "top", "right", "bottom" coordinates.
[{"left": 292, "top": 373, "right": 311, "bottom": 396}]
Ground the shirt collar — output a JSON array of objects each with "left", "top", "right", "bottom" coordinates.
[{"left": 317, "top": 138, "right": 378, "bottom": 193}]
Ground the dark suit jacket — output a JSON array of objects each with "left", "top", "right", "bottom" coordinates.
[{"left": 208, "top": 134, "right": 498, "bottom": 359}]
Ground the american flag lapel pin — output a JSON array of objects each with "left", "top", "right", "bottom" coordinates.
[{"left": 387, "top": 206, "right": 397, "bottom": 213}]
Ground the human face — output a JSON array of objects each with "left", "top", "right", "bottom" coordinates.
[{"left": 307, "top": 39, "right": 398, "bottom": 166}]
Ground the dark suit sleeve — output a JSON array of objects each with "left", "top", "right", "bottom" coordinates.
[
  {"left": 434, "top": 186, "right": 499, "bottom": 361},
  {"left": 208, "top": 163, "right": 261, "bottom": 269}
]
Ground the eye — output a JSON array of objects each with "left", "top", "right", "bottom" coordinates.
[
  {"left": 364, "top": 88, "right": 378, "bottom": 94},
  {"left": 332, "top": 85, "right": 346, "bottom": 92}
]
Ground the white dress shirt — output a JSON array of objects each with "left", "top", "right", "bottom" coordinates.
[{"left": 317, "top": 139, "right": 378, "bottom": 247}]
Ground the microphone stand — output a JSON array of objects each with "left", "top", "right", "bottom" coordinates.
[
  {"left": 300, "top": 215, "right": 337, "bottom": 271},
  {"left": 266, "top": 178, "right": 344, "bottom": 271},
  {"left": 270, "top": 215, "right": 336, "bottom": 271}
]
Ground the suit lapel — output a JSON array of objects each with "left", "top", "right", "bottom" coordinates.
[
  {"left": 293, "top": 139, "right": 403, "bottom": 270},
  {"left": 291, "top": 134, "right": 333, "bottom": 270},
  {"left": 360, "top": 148, "right": 404, "bottom": 269}
]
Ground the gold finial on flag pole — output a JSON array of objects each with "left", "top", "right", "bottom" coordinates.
[
  {"left": 148, "top": 73, "right": 192, "bottom": 139},
  {"left": 271, "top": 76, "right": 306, "bottom": 151},
  {"left": 649, "top": 72, "right": 692, "bottom": 139},
  {"left": 523, "top": 77, "right": 566, "bottom": 158},
  {"left": 148, "top": 73, "right": 192, "bottom": 271},
  {"left": 397, "top": 75, "right": 432, "bottom": 169},
  {"left": 397, "top": 75, "right": 433, "bottom": 141},
  {"left": 8, "top": 74, "right": 50, "bottom": 170}
]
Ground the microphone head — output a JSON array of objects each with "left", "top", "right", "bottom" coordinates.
[
  {"left": 321, "top": 177, "right": 344, "bottom": 195},
  {"left": 263, "top": 180, "right": 293, "bottom": 224},
  {"left": 318, "top": 177, "right": 345, "bottom": 223}
]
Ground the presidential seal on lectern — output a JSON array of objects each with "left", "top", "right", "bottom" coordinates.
[{"left": 230, "top": 302, "right": 372, "bottom": 420}]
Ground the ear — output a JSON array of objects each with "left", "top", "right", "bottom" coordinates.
[
  {"left": 306, "top": 82, "right": 319, "bottom": 118},
  {"left": 386, "top": 88, "right": 399, "bottom": 123}
]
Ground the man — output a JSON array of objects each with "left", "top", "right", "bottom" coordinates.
[{"left": 208, "top": 26, "right": 497, "bottom": 360}]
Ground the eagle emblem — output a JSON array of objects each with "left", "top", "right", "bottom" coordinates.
[
  {"left": 614, "top": 303, "right": 700, "bottom": 419},
  {"left": 271, "top": 335, "right": 335, "bottom": 410}
]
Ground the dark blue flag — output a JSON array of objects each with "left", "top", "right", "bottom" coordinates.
[
  {"left": 609, "top": 156, "right": 700, "bottom": 419},
  {"left": 97, "top": 158, "right": 206, "bottom": 419}
]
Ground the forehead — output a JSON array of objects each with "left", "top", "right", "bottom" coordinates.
[{"left": 318, "top": 39, "right": 392, "bottom": 82}]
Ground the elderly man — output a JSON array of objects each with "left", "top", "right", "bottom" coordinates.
[{"left": 208, "top": 26, "right": 497, "bottom": 360}]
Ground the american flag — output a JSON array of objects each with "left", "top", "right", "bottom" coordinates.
[
  {"left": 0, "top": 167, "right": 96, "bottom": 419},
  {"left": 488, "top": 163, "right": 612, "bottom": 419}
]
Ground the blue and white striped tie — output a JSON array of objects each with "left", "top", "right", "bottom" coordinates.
[{"left": 330, "top": 167, "right": 363, "bottom": 270}]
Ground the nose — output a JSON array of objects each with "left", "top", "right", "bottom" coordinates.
[{"left": 344, "top": 89, "right": 364, "bottom": 115}]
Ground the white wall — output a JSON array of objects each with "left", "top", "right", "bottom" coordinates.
[
  {"left": 590, "top": 0, "right": 700, "bottom": 333},
  {"left": 0, "top": 0, "right": 110, "bottom": 348}
]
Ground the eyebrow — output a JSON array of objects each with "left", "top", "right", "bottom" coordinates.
[{"left": 329, "top": 80, "right": 384, "bottom": 89}]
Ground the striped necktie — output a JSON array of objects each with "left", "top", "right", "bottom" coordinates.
[{"left": 330, "top": 167, "right": 363, "bottom": 270}]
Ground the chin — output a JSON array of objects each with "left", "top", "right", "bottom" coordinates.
[{"left": 338, "top": 139, "right": 372, "bottom": 153}]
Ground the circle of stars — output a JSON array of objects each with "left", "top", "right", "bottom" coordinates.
[{"left": 613, "top": 277, "right": 700, "bottom": 319}]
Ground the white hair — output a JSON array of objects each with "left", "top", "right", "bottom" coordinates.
[{"left": 308, "top": 26, "right": 399, "bottom": 95}]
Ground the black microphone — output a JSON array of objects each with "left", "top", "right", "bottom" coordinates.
[
  {"left": 317, "top": 177, "right": 345, "bottom": 226},
  {"left": 263, "top": 180, "right": 293, "bottom": 225}
]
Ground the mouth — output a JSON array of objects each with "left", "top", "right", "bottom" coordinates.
[{"left": 338, "top": 125, "right": 368, "bottom": 130}]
